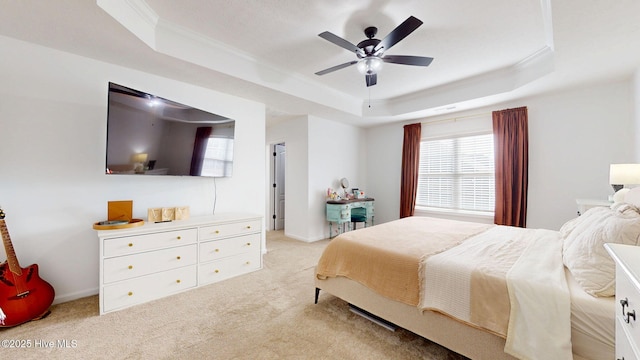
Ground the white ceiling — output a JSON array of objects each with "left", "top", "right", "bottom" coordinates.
[{"left": 1, "top": 0, "right": 639, "bottom": 127}]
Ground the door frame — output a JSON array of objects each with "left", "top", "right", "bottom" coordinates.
[{"left": 268, "top": 141, "right": 286, "bottom": 231}]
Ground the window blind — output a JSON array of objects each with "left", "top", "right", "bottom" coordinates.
[
  {"left": 201, "top": 137, "right": 234, "bottom": 177},
  {"left": 416, "top": 133, "right": 495, "bottom": 213}
]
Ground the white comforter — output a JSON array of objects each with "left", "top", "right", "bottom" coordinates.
[{"left": 419, "top": 226, "right": 572, "bottom": 360}]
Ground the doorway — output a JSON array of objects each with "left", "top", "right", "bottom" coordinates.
[{"left": 272, "top": 143, "right": 285, "bottom": 230}]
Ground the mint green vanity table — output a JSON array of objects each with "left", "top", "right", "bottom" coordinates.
[{"left": 326, "top": 198, "right": 374, "bottom": 238}]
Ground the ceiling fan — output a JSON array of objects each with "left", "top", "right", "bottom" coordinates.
[{"left": 315, "top": 16, "right": 434, "bottom": 87}]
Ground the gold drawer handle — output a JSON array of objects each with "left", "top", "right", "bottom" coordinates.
[
  {"left": 128, "top": 265, "right": 133, "bottom": 270},
  {"left": 215, "top": 249, "right": 220, "bottom": 252},
  {"left": 245, "top": 261, "right": 250, "bottom": 265},
  {"left": 214, "top": 230, "right": 220, "bottom": 234},
  {"left": 176, "top": 256, "right": 181, "bottom": 260},
  {"left": 128, "top": 243, "right": 133, "bottom": 247},
  {"left": 177, "top": 236, "right": 181, "bottom": 240},
  {"left": 176, "top": 279, "right": 181, "bottom": 284},
  {"left": 128, "top": 291, "right": 133, "bottom": 296},
  {"left": 246, "top": 242, "right": 251, "bottom": 246},
  {"left": 214, "top": 269, "right": 220, "bottom": 273},
  {"left": 246, "top": 225, "right": 251, "bottom": 229}
]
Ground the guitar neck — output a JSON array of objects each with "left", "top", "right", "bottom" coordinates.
[{"left": 0, "top": 219, "right": 23, "bottom": 275}]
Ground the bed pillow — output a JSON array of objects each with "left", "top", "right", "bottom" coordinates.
[
  {"left": 562, "top": 206, "right": 640, "bottom": 297},
  {"left": 559, "top": 205, "right": 609, "bottom": 239},
  {"left": 624, "top": 187, "right": 640, "bottom": 208},
  {"left": 560, "top": 203, "right": 640, "bottom": 239},
  {"left": 611, "top": 201, "right": 640, "bottom": 216}
]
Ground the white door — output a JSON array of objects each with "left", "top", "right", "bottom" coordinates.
[{"left": 274, "top": 143, "right": 285, "bottom": 230}]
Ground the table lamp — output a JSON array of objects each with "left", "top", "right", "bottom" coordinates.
[{"left": 609, "top": 164, "right": 640, "bottom": 202}]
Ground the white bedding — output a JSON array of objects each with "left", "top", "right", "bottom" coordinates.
[
  {"left": 419, "top": 226, "right": 525, "bottom": 334},
  {"left": 504, "top": 228, "right": 571, "bottom": 360},
  {"left": 567, "top": 268, "right": 615, "bottom": 359},
  {"left": 419, "top": 226, "right": 572, "bottom": 360}
]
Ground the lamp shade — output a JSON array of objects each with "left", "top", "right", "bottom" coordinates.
[
  {"left": 132, "top": 153, "right": 148, "bottom": 164},
  {"left": 609, "top": 164, "right": 640, "bottom": 185}
]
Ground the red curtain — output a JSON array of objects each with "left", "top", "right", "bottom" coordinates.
[
  {"left": 400, "top": 123, "right": 422, "bottom": 218},
  {"left": 189, "top": 126, "right": 212, "bottom": 176},
  {"left": 493, "top": 107, "right": 528, "bottom": 227}
]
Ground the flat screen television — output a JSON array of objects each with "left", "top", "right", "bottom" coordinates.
[{"left": 106, "top": 82, "right": 234, "bottom": 177}]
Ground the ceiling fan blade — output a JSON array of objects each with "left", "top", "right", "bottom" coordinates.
[
  {"left": 315, "top": 61, "right": 358, "bottom": 76},
  {"left": 365, "top": 73, "right": 377, "bottom": 87},
  {"left": 382, "top": 55, "right": 433, "bottom": 66},
  {"left": 318, "top": 31, "right": 365, "bottom": 56},
  {"left": 374, "top": 16, "right": 423, "bottom": 53}
]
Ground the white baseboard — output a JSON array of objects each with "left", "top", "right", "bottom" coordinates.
[{"left": 52, "top": 288, "right": 98, "bottom": 305}]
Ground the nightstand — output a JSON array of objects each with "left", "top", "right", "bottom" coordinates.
[
  {"left": 605, "top": 243, "right": 640, "bottom": 360},
  {"left": 576, "top": 198, "right": 612, "bottom": 216}
]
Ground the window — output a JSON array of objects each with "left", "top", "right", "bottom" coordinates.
[
  {"left": 416, "top": 133, "right": 495, "bottom": 214},
  {"left": 201, "top": 136, "right": 234, "bottom": 177}
]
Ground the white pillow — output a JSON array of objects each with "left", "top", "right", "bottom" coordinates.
[
  {"left": 562, "top": 206, "right": 640, "bottom": 297},
  {"left": 625, "top": 187, "right": 640, "bottom": 208},
  {"left": 559, "top": 205, "right": 609, "bottom": 239}
]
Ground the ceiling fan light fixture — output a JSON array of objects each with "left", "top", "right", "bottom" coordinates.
[{"left": 356, "top": 56, "right": 383, "bottom": 75}]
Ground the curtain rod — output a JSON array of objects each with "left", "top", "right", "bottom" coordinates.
[{"left": 421, "top": 111, "right": 492, "bottom": 125}]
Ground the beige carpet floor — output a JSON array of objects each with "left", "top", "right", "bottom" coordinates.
[{"left": 0, "top": 231, "right": 467, "bottom": 360}]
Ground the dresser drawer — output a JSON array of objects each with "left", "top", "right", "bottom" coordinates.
[
  {"left": 198, "top": 251, "right": 262, "bottom": 285},
  {"left": 199, "top": 219, "right": 261, "bottom": 240},
  {"left": 102, "top": 265, "right": 197, "bottom": 313},
  {"left": 199, "top": 233, "right": 260, "bottom": 263},
  {"left": 103, "top": 228, "right": 197, "bottom": 257},
  {"left": 616, "top": 316, "right": 640, "bottom": 360},
  {"left": 326, "top": 205, "right": 350, "bottom": 221},
  {"left": 617, "top": 265, "right": 640, "bottom": 345},
  {"left": 103, "top": 244, "right": 197, "bottom": 284}
]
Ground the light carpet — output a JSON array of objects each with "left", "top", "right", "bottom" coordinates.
[{"left": 0, "top": 231, "right": 467, "bottom": 359}]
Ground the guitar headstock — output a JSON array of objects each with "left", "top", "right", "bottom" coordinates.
[{"left": 0, "top": 208, "right": 4, "bottom": 220}]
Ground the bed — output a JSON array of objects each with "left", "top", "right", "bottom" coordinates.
[{"left": 314, "top": 201, "right": 640, "bottom": 359}]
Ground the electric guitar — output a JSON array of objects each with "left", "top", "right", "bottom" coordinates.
[{"left": 0, "top": 208, "right": 55, "bottom": 327}]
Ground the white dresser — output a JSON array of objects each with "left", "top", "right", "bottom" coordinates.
[
  {"left": 97, "top": 213, "right": 263, "bottom": 315},
  {"left": 605, "top": 243, "right": 640, "bottom": 360}
]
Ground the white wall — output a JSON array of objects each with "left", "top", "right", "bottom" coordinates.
[
  {"left": 525, "top": 81, "right": 633, "bottom": 229},
  {"left": 0, "top": 35, "right": 266, "bottom": 303},
  {"left": 266, "top": 115, "right": 365, "bottom": 241},
  {"left": 366, "top": 79, "right": 636, "bottom": 230},
  {"left": 308, "top": 116, "right": 366, "bottom": 240},
  {"left": 363, "top": 123, "right": 405, "bottom": 223},
  {"left": 634, "top": 69, "right": 640, "bottom": 160},
  {"left": 265, "top": 116, "right": 309, "bottom": 241}
]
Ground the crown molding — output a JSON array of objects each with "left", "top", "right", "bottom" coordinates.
[
  {"left": 98, "top": 0, "right": 363, "bottom": 117},
  {"left": 98, "top": 0, "right": 555, "bottom": 122}
]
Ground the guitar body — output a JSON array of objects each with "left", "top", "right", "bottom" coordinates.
[
  {"left": 0, "top": 261, "right": 55, "bottom": 327},
  {"left": 0, "top": 208, "right": 55, "bottom": 327}
]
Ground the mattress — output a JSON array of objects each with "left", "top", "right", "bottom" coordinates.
[{"left": 567, "top": 267, "right": 615, "bottom": 359}]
